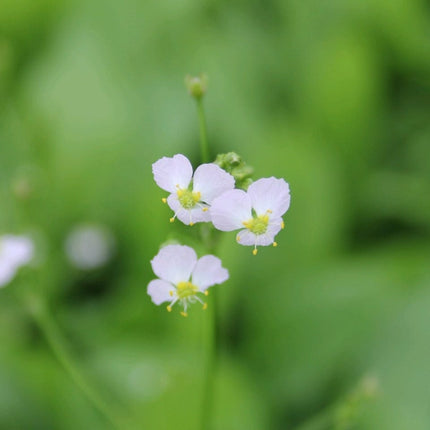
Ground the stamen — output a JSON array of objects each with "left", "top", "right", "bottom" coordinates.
[
  {"left": 281, "top": 221, "right": 285, "bottom": 229},
  {"left": 170, "top": 211, "right": 179, "bottom": 223},
  {"left": 180, "top": 311, "right": 188, "bottom": 317},
  {"left": 204, "top": 290, "right": 209, "bottom": 296},
  {"left": 202, "top": 207, "right": 208, "bottom": 212},
  {"left": 236, "top": 234, "right": 240, "bottom": 242},
  {"left": 169, "top": 291, "right": 174, "bottom": 296},
  {"left": 190, "top": 222, "right": 195, "bottom": 226},
  {"left": 273, "top": 242, "right": 278, "bottom": 247},
  {"left": 252, "top": 248, "right": 258, "bottom": 256},
  {"left": 267, "top": 209, "right": 272, "bottom": 214},
  {"left": 162, "top": 198, "right": 167, "bottom": 203},
  {"left": 202, "top": 303, "right": 208, "bottom": 310},
  {"left": 166, "top": 305, "right": 172, "bottom": 312},
  {"left": 194, "top": 296, "right": 205, "bottom": 305}
]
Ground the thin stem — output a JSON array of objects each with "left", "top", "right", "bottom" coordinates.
[
  {"left": 201, "top": 292, "right": 218, "bottom": 430},
  {"left": 293, "top": 406, "right": 334, "bottom": 430},
  {"left": 24, "top": 294, "right": 127, "bottom": 430},
  {"left": 195, "top": 94, "right": 217, "bottom": 430},
  {"left": 196, "top": 98, "right": 210, "bottom": 163}
]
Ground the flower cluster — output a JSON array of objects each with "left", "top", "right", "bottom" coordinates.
[
  {"left": 152, "top": 153, "right": 291, "bottom": 254},
  {"left": 148, "top": 153, "right": 291, "bottom": 315}
]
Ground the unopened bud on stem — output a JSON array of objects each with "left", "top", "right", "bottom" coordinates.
[
  {"left": 215, "top": 152, "right": 254, "bottom": 190},
  {"left": 185, "top": 74, "right": 208, "bottom": 100}
]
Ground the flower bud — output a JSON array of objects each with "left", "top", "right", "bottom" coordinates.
[
  {"left": 214, "top": 152, "right": 254, "bottom": 190},
  {"left": 185, "top": 74, "right": 208, "bottom": 100}
]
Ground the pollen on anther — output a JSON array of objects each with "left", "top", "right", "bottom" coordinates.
[
  {"left": 180, "top": 311, "right": 188, "bottom": 317},
  {"left": 204, "top": 290, "right": 209, "bottom": 296},
  {"left": 169, "top": 217, "right": 175, "bottom": 223},
  {"left": 161, "top": 198, "right": 167, "bottom": 203},
  {"left": 273, "top": 242, "right": 278, "bottom": 247},
  {"left": 202, "top": 303, "right": 208, "bottom": 310},
  {"left": 281, "top": 221, "right": 285, "bottom": 229},
  {"left": 252, "top": 248, "right": 258, "bottom": 256},
  {"left": 169, "top": 291, "right": 174, "bottom": 296},
  {"left": 167, "top": 305, "right": 172, "bottom": 312},
  {"left": 236, "top": 235, "right": 240, "bottom": 242},
  {"left": 202, "top": 208, "right": 208, "bottom": 212},
  {"left": 189, "top": 222, "right": 195, "bottom": 226}
]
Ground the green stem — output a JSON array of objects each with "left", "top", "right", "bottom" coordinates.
[
  {"left": 201, "top": 292, "right": 218, "bottom": 430},
  {"left": 292, "top": 405, "right": 334, "bottom": 430},
  {"left": 196, "top": 98, "right": 210, "bottom": 163},
  {"left": 195, "top": 95, "right": 217, "bottom": 430},
  {"left": 24, "top": 294, "right": 127, "bottom": 430}
]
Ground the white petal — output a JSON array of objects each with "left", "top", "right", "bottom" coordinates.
[
  {"left": 151, "top": 244, "right": 197, "bottom": 285},
  {"left": 248, "top": 177, "right": 290, "bottom": 218},
  {"left": 193, "top": 164, "right": 235, "bottom": 204},
  {"left": 0, "top": 235, "right": 34, "bottom": 267},
  {"left": 192, "top": 255, "right": 229, "bottom": 291},
  {"left": 167, "top": 194, "right": 211, "bottom": 225},
  {"left": 236, "top": 229, "right": 258, "bottom": 246},
  {"left": 152, "top": 154, "right": 193, "bottom": 193},
  {"left": 210, "top": 190, "right": 252, "bottom": 231},
  {"left": 147, "top": 279, "right": 175, "bottom": 305}
]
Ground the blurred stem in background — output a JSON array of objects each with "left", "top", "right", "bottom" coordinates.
[
  {"left": 186, "top": 74, "right": 218, "bottom": 430},
  {"left": 22, "top": 291, "right": 130, "bottom": 430},
  {"left": 293, "top": 376, "right": 379, "bottom": 430}
]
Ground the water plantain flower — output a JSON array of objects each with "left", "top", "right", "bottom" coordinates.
[
  {"left": 152, "top": 154, "right": 235, "bottom": 226},
  {"left": 210, "top": 177, "right": 290, "bottom": 254},
  {"left": 147, "top": 244, "right": 229, "bottom": 316}
]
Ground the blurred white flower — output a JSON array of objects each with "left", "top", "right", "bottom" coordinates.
[
  {"left": 148, "top": 244, "right": 229, "bottom": 316},
  {"left": 0, "top": 235, "right": 34, "bottom": 287},
  {"left": 65, "top": 224, "right": 115, "bottom": 270}
]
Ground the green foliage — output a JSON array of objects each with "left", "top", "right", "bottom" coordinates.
[{"left": 1, "top": 0, "right": 430, "bottom": 429}]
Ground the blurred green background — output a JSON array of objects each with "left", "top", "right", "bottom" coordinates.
[{"left": 1, "top": 0, "right": 430, "bottom": 429}]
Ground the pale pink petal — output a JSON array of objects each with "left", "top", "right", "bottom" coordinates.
[
  {"left": 236, "top": 229, "right": 258, "bottom": 246},
  {"left": 193, "top": 164, "right": 235, "bottom": 204},
  {"left": 147, "top": 279, "right": 175, "bottom": 305},
  {"left": 151, "top": 244, "right": 197, "bottom": 285},
  {"left": 152, "top": 154, "right": 193, "bottom": 193},
  {"left": 210, "top": 190, "right": 252, "bottom": 231},
  {"left": 192, "top": 255, "right": 229, "bottom": 291},
  {"left": 248, "top": 177, "right": 290, "bottom": 218},
  {"left": 167, "top": 194, "right": 211, "bottom": 225}
]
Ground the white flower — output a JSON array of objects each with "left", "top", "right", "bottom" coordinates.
[
  {"left": 152, "top": 154, "right": 235, "bottom": 226},
  {"left": 65, "top": 224, "right": 115, "bottom": 270},
  {"left": 210, "top": 177, "right": 290, "bottom": 254},
  {"left": 0, "top": 235, "right": 34, "bottom": 287},
  {"left": 147, "top": 244, "right": 229, "bottom": 316}
]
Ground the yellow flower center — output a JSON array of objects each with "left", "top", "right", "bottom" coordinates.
[
  {"left": 176, "top": 281, "right": 199, "bottom": 299},
  {"left": 243, "top": 214, "right": 269, "bottom": 235},
  {"left": 177, "top": 189, "right": 201, "bottom": 209}
]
